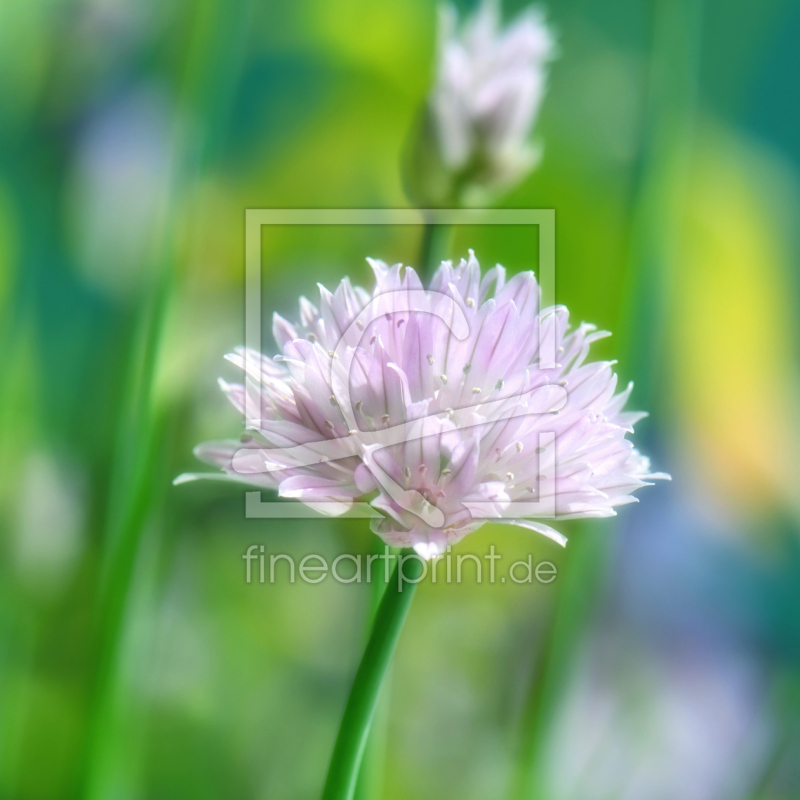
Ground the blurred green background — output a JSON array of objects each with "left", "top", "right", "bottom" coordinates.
[{"left": 1, "top": 0, "right": 800, "bottom": 798}]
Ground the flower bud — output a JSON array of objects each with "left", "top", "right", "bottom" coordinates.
[{"left": 405, "top": 1, "right": 555, "bottom": 207}]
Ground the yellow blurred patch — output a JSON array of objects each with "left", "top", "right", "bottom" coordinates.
[{"left": 672, "top": 122, "right": 800, "bottom": 516}]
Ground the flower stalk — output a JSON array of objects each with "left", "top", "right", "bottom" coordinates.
[
  {"left": 322, "top": 549, "right": 423, "bottom": 800},
  {"left": 419, "top": 220, "right": 453, "bottom": 280}
]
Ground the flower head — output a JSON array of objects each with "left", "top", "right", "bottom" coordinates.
[
  {"left": 185, "top": 254, "right": 667, "bottom": 558},
  {"left": 407, "top": 1, "right": 555, "bottom": 206}
]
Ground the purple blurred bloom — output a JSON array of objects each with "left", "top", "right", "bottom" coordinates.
[{"left": 184, "top": 253, "right": 667, "bottom": 557}]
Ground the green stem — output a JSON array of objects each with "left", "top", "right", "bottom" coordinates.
[
  {"left": 77, "top": 2, "right": 256, "bottom": 795},
  {"left": 617, "top": 0, "right": 702, "bottom": 404},
  {"left": 322, "top": 549, "right": 423, "bottom": 800},
  {"left": 419, "top": 221, "right": 453, "bottom": 281},
  {"left": 510, "top": 1, "right": 703, "bottom": 797},
  {"left": 353, "top": 543, "right": 395, "bottom": 800}
]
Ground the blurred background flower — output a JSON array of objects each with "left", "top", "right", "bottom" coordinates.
[
  {"left": 406, "top": 0, "right": 555, "bottom": 206},
  {"left": 1, "top": 0, "right": 799, "bottom": 798}
]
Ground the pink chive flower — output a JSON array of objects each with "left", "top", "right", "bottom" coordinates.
[{"left": 183, "top": 253, "right": 668, "bottom": 558}]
